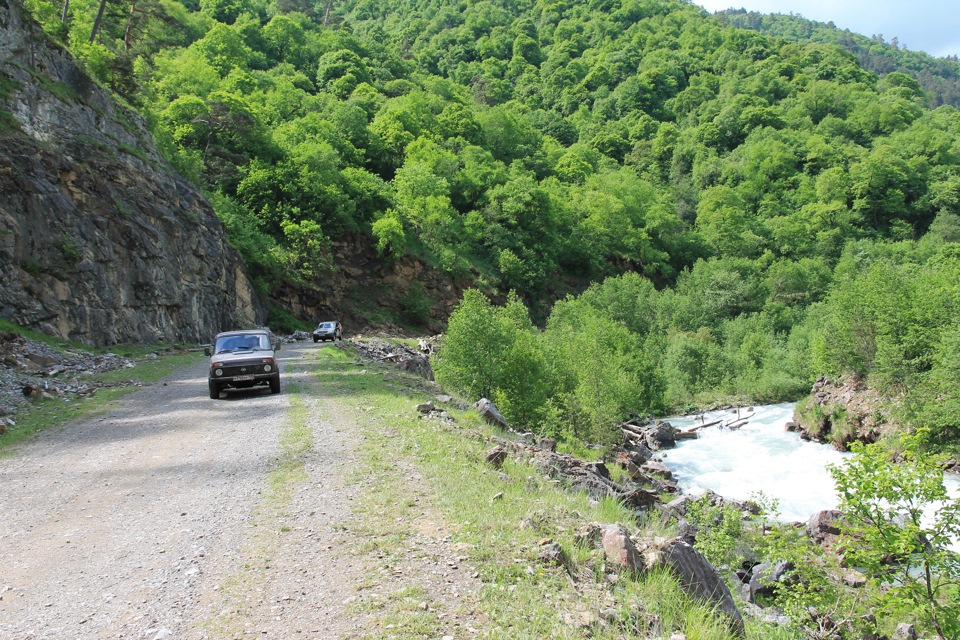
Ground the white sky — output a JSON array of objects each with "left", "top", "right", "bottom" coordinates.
[{"left": 696, "top": 1, "right": 960, "bottom": 58}]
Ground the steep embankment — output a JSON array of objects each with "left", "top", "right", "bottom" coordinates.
[
  {"left": 792, "top": 374, "right": 900, "bottom": 450},
  {"left": 0, "top": 0, "right": 262, "bottom": 345}
]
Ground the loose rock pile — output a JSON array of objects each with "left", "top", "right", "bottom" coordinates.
[
  {"left": 444, "top": 398, "right": 747, "bottom": 635},
  {"left": 0, "top": 331, "right": 139, "bottom": 431},
  {"left": 280, "top": 330, "right": 312, "bottom": 343},
  {"left": 351, "top": 338, "right": 436, "bottom": 380}
]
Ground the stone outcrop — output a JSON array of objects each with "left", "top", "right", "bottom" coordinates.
[
  {"left": 806, "top": 509, "right": 844, "bottom": 544},
  {"left": 792, "top": 375, "right": 897, "bottom": 450},
  {"left": 0, "top": 0, "right": 263, "bottom": 345},
  {"left": 648, "top": 539, "right": 746, "bottom": 636},
  {"left": 476, "top": 398, "right": 510, "bottom": 429},
  {"left": 600, "top": 524, "right": 644, "bottom": 573},
  {"left": 739, "top": 561, "right": 796, "bottom": 603},
  {"left": 272, "top": 234, "right": 468, "bottom": 336}
]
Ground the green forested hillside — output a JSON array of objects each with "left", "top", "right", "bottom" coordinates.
[
  {"left": 715, "top": 9, "right": 960, "bottom": 108},
  {"left": 20, "top": 0, "right": 960, "bottom": 447}
]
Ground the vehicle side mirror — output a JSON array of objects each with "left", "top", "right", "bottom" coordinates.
[
  {"left": 204, "top": 346, "right": 211, "bottom": 356},
  {"left": 273, "top": 342, "right": 281, "bottom": 351}
]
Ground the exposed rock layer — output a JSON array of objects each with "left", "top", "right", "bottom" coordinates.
[
  {"left": 272, "top": 234, "right": 467, "bottom": 336},
  {"left": 0, "top": 0, "right": 262, "bottom": 345},
  {"left": 792, "top": 375, "right": 897, "bottom": 450}
]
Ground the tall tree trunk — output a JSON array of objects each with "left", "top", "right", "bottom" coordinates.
[
  {"left": 322, "top": 0, "right": 333, "bottom": 26},
  {"left": 60, "top": 0, "right": 70, "bottom": 23},
  {"left": 123, "top": 0, "right": 139, "bottom": 51},
  {"left": 89, "top": 0, "right": 108, "bottom": 43}
]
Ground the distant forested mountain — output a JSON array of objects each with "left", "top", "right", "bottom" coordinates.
[{"left": 715, "top": 8, "right": 960, "bottom": 108}]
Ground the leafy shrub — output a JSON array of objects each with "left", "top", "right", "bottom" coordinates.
[
  {"left": 266, "top": 304, "right": 307, "bottom": 334},
  {"left": 684, "top": 495, "right": 746, "bottom": 569},
  {"left": 544, "top": 307, "right": 665, "bottom": 444},
  {"left": 208, "top": 192, "right": 286, "bottom": 294},
  {"left": 434, "top": 290, "right": 551, "bottom": 428},
  {"left": 400, "top": 281, "right": 431, "bottom": 326},
  {"left": 828, "top": 432, "right": 960, "bottom": 639},
  {"left": 662, "top": 328, "right": 725, "bottom": 406}
]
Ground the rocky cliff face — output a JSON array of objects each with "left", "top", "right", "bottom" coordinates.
[
  {"left": 272, "top": 234, "right": 467, "bottom": 336},
  {"left": 0, "top": 0, "right": 263, "bottom": 345}
]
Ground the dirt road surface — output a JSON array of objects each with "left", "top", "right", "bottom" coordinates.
[{"left": 0, "top": 342, "right": 482, "bottom": 640}]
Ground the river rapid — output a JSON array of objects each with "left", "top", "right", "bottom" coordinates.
[{"left": 660, "top": 403, "right": 960, "bottom": 526}]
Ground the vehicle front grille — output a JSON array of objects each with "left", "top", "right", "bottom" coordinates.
[{"left": 220, "top": 362, "right": 269, "bottom": 377}]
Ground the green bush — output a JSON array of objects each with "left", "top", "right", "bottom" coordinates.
[
  {"left": 266, "top": 304, "right": 307, "bottom": 335},
  {"left": 401, "top": 281, "right": 432, "bottom": 327},
  {"left": 434, "top": 290, "right": 551, "bottom": 428},
  {"left": 684, "top": 495, "right": 746, "bottom": 569},
  {"left": 829, "top": 432, "right": 960, "bottom": 639},
  {"left": 662, "top": 328, "right": 725, "bottom": 406},
  {"left": 544, "top": 307, "right": 665, "bottom": 444}
]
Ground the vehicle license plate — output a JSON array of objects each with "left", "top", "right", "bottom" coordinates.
[{"left": 232, "top": 374, "right": 255, "bottom": 381}]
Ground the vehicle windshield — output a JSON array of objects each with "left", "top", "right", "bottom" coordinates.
[
  {"left": 215, "top": 334, "right": 269, "bottom": 354},
  {"left": 318, "top": 322, "right": 335, "bottom": 329}
]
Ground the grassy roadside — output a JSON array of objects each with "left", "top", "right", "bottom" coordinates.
[
  {"left": 0, "top": 322, "right": 203, "bottom": 452},
  {"left": 310, "top": 342, "right": 796, "bottom": 640}
]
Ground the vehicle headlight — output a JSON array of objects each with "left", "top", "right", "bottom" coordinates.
[
  {"left": 214, "top": 369, "right": 224, "bottom": 377},
  {"left": 263, "top": 364, "right": 272, "bottom": 372}
]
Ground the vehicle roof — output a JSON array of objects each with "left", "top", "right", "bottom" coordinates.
[
  {"left": 214, "top": 329, "right": 271, "bottom": 338},
  {"left": 317, "top": 320, "right": 339, "bottom": 324}
]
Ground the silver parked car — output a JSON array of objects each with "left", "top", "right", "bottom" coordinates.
[
  {"left": 205, "top": 329, "right": 281, "bottom": 399},
  {"left": 312, "top": 320, "right": 343, "bottom": 342}
]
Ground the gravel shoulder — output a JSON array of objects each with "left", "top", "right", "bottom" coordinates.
[{"left": 0, "top": 341, "right": 482, "bottom": 640}]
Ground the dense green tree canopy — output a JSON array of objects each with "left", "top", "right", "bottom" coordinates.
[{"left": 28, "top": 0, "right": 960, "bottom": 297}]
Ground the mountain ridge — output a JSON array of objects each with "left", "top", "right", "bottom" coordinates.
[{"left": 713, "top": 8, "right": 960, "bottom": 108}]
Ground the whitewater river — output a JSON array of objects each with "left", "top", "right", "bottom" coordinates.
[{"left": 660, "top": 403, "right": 960, "bottom": 525}]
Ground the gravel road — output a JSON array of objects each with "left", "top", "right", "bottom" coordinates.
[{"left": 0, "top": 341, "right": 482, "bottom": 640}]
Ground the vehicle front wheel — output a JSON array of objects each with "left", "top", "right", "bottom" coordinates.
[
  {"left": 208, "top": 380, "right": 220, "bottom": 399},
  {"left": 270, "top": 375, "right": 281, "bottom": 394},
  {"left": 313, "top": 337, "right": 319, "bottom": 342}
]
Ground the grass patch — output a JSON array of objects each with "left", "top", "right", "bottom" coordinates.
[
  {"left": 19, "top": 259, "right": 43, "bottom": 277},
  {"left": 0, "top": 109, "right": 21, "bottom": 132},
  {"left": 1, "top": 386, "right": 131, "bottom": 452},
  {"left": 267, "top": 304, "right": 312, "bottom": 334},
  {"left": 0, "top": 318, "right": 196, "bottom": 359},
  {"left": 265, "top": 389, "right": 312, "bottom": 501},
  {"left": 37, "top": 74, "right": 81, "bottom": 104},
  {"left": 117, "top": 142, "right": 151, "bottom": 164},
  {"left": 343, "top": 282, "right": 402, "bottom": 327},
  {"left": 0, "top": 70, "right": 24, "bottom": 102},
  {"left": 307, "top": 343, "right": 785, "bottom": 639},
  {"left": 0, "top": 318, "right": 202, "bottom": 449}
]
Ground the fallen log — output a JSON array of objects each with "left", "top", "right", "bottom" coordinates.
[
  {"left": 725, "top": 419, "right": 748, "bottom": 430},
  {"left": 620, "top": 422, "right": 647, "bottom": 437},
  {"left": 687, "top": 419, "right": 722, "bottom": 432}
]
